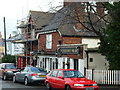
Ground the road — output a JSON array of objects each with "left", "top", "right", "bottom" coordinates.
[
  {"left": 0, "top": 78, "right": 120, "bottom": 90},
  {"left": 0, "top": 78, "right": 47, "bottom": 90}
]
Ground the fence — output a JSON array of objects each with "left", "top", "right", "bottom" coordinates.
[{"left": 86, "top": 69, "right": 120, "bottom": 85}]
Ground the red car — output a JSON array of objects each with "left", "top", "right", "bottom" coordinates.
[
  {"left": 0, "top": 63, "right": 19, "bottom": 80},
  {"left": 45, "top": 69, "right": 98, "bottom": 90}
]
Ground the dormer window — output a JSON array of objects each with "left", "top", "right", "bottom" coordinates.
[{"left": 46, "top": 34, "right": 52, "bottom": 49}]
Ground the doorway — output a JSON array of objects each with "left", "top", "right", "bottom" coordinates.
[{"left": 74, "top": 59, "right": 78, "bottom": 70}]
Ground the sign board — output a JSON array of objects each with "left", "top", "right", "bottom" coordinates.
[{"left": 58, "top": 47, "right": 80, "bottom": 55}]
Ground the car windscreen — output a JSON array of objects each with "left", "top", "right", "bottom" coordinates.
[
  {"left": 63, "top": 70, "right": 84, "bottom": 78},
  {"left": 30, "top": 67, "right": 46, "bottom": 72},
  {"left": 5, "top": 64, "right": 16, "bottom": 69}
]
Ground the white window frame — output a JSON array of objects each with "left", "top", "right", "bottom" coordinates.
[{"left": 46, "top": 34, "right": 52, "bottom": 49}]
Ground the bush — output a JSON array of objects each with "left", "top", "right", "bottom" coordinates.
[{"left": 2, "top": 54, "right": 16, "bottom": 63}]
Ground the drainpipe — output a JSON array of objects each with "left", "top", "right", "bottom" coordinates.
[{"left": 86, "top": 51, "right": 89, "bottom": 69}]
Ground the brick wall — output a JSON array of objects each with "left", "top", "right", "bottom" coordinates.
[
  {"left": 63, "top": 37, "right": 82, "bottom": 44},
  {"left": 38, "top": 32, "right": 62, "bottom": 51},
  {"left": 38, "top": 31, "right": 83, "bottom": 59}
]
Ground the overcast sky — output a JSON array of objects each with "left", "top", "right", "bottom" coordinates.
[{"left": 0, "top": 0, "right": 63, "bottom": 38}]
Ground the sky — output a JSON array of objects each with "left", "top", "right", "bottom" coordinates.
[{"left": 0, "top": 0, "right": 63, "bottom": 39}]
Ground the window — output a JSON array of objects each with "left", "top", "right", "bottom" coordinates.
[
  {"left": 30, "top": 67, "right": 46, "bottom": 72},
  {"left": 46, "top": 34, "right": 52, "bottom": 49},
  {"left": 5, "top": 64, "right": 16, "bottom": 69},
  {"left": 90, "top": 58, "right": 93, "bottom": 62},
  {"left": 23, "top": 67, "right": 29, "bottom": 72},
  {"left": 51, "top": 70, "right": 58, "bottom": 77},
  {"left": 63, "top": 71, "right": 84, "bottom": 78},
  {"left": 57, "top": 71, "right": 63, "bottom": 77}
]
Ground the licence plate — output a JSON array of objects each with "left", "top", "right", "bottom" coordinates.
[
  {"left": 40, "top": 75, "right": 46, "bottom": 77},
  {"left": 86, "top": 87, "right": 94, "bottom": 90}
]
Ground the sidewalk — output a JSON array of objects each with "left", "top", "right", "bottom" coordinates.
[{"left": 98, "top": 85, "right": 120, "bottom": 90}]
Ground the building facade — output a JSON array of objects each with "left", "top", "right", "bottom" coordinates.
[
  {"left": 0, "top": 32, "right": 5, "bottom": 59},
  {"left": 9, "top": 1, "right": 109, "bottom": 72}
]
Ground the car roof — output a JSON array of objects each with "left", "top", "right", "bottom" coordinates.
[{"left": 53, "top": 69, "right": 77, "bottom": 71}]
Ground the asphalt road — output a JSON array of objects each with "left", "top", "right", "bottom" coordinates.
[
  {"left": 0, "top": 78, "right": 47, "bottom": 90},
  {"left": 0, "top": 78, "right": 120, "bottom": 90}
]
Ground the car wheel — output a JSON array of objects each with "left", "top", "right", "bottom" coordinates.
[
  {"left": 65, "top": 85, "right": 71, "bottom": 90},
  {"left": 46, "top": 82, "right": 52, "bottom": 90},
  {"left": 3, "top": 74, "right": 7, "bottom": 80},
  {"left": 24, "top": 77, "right": 30, "bottom": 86},
  {"left": 13, "top": 76, "right": 17, "bottom": 83}
]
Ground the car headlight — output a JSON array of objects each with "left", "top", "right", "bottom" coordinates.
[
  {"left": 74, "top": 84, "right": 84, "bottom": 86},
  {"left": 93, "top": 84, "right": 97, "bottom": 86}
]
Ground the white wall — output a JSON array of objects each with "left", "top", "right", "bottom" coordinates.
[
  {"left": 82, "top": 38, "right": 100, "bottom": 48},
  {"left": 85, "top": 52, "right": 109, "bottom": 70},
  {"left": 82, "top": 37, "right": 109, "bottom": 70},
  {"left": 7, "top": 42, "right": 24, "bottom": 55},
  {"left": 79, "top": 59, "right": 84, "bottom": 75}
]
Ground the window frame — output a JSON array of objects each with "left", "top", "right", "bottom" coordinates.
[
  {"left": 46, "top": 34, "right": 52, "bottom": 49},
  {"left": 50, "top": 70, "right": 58, "bottom": 77},
  {"left": 57, "top": 71, "right": 63, "bottom": 77}
]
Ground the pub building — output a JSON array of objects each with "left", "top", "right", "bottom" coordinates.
[{"left": 36, "top": 6, "right": 97, "bottom": 75}]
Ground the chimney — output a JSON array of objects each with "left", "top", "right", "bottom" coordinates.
[
  {"left": 0, "top": 32, "right": 2, "bottom": 38},
  {"left": 96, "top": 2, "right": 104, "bottom": 17},
  {"left": 64, "top": 0, "right": 73, "bottom": 7}
]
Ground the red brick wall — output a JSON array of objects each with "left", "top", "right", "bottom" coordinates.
[
  {"left": 38, "top": 32, "right": 82, "bottom": 50},
  {"left": 38, "top": 32, "right": 62, "bottom": 51},
  {"left": 63, "top": 37, "right": 82, "bottom": 44},
  {"left": 38, "top": 32, "right": 83, "bottom": 59}
]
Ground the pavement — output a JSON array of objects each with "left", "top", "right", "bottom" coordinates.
[{"left": 98, "top": 85, "right": 120, "bottom": 90}]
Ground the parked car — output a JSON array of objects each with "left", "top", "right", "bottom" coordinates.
[
  {"left": 13, "top": 66, "right": 47, "bottom": 86},
  {"left": 45, "top": 69, "right": 98, "bottom": 90},
  {"left": 0, "top": 63, "right": 19, "bottom": 80}
]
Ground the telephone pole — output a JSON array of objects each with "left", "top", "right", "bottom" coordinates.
[{"left": 3, "top": 17, "right": 7, "bottom": 56}]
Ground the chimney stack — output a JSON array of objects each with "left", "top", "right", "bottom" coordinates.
[{"left": 96, "top": 2, "right": 104, "bottom": 17}]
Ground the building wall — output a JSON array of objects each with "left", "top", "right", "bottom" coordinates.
[
  {"left": 82, "top": 37, "right": 100, "bottom": 48},
  {"left": 37, "top": 31, "right": 84, "bottom": 72},
  {"left": 0, "top": 47, "right": 5, "bottom": 59},
  {"left": 84, "top": 52, "right": 109, "bottom": 70},
  {"left": 82, "top": 37, "right": 109, "bottom": 70},
  {"left": 38, "top": 32, "right": 82, "bottom": 51},
  {"left": 38, "top": 32, "right": 61, "bottom": 51},
  {"left": 7, "top": 42, "right": 24, "bottom": 55},
  {"left": 63, "top": 37, "right": 82, "bottom": 44}
]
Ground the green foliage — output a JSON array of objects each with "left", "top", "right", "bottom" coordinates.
[
  {"left": 99, "top": 2, "right": 120, "bottom": 70},
  {"left": 2, "top": 54, "right": 16, "bottom": 63}
]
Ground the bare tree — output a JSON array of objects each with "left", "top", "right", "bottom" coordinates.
[{"left": 48, "top": 2, "right": 111, "bottom": 41}]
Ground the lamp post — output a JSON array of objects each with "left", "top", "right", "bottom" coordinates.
[{"left": 3, "top": 17, "right": 7, "bottom": 56}]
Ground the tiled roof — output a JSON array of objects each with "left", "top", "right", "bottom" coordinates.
[
  {"left": 6, "top": 34, "right": 24, "bottom": 42},
  {"left": 30, "top": 10, "right": 55, "bottom": 29},
  {"left": 39, "top": 7, "right": 101, "bottom": 37},
  {"left": 40, "top": 7, "right": 67, "bottom": 32}
]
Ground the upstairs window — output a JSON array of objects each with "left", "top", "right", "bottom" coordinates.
[{"left": 46, "top": 34, "right": 52, "bottom": 49}]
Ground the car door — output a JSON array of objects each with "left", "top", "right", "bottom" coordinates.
[
  {"left": 48, "top": 70, "right": 58, "bottom": 88},
  {"left": 16, "top": 67, "right": 28, "bottom": 82},
  {"left": 55, "top": 71, "right": 65, "bottom": 89},
  {"left": 20, "top": 67, "right": 29, "bottom": 82},
  {"left": 0, "top": 64, "right": 5, "bottom": 78},
  {"left": 0, "top": 64, "right": 3, "bottom": 77}
]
